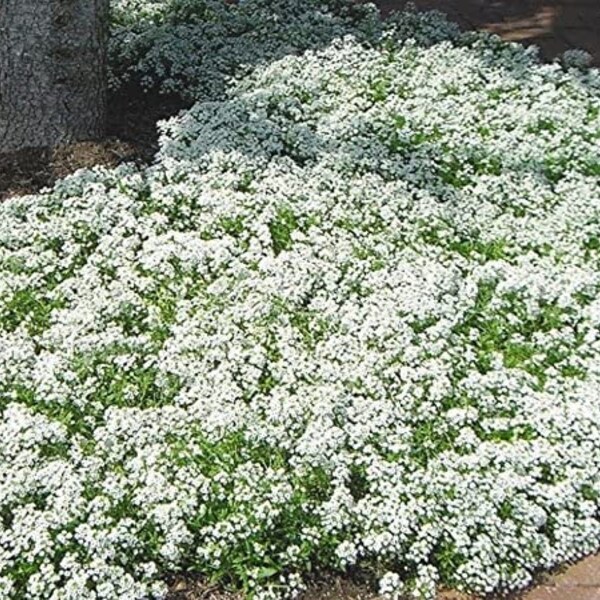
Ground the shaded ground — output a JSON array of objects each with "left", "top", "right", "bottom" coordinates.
[
  {"left": 377, "top": 0, "right": 600, "bottom": 65},
  {"left": 0, "top": 91, "right": 186, "bottom": 201},
  {"left": 0, "top": 140, "right": 136, "bottom": 202}
]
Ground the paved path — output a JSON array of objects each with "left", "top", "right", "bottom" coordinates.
[
  {"left": 520, "top": 554, "right": 600, "bottom": 600},
  {"left": 375, "top": 0, "right": 600, "bottom": 64},
  {"left": 434, "top": 555, "right": 600, "bottom": 599}
]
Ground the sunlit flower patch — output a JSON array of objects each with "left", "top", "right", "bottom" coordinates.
[{"left": 1, "top": 1, "right": 599, "bottom": 599}]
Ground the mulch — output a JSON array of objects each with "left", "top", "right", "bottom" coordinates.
[{"left": 0, "top": 90, "right": 186, "bottom": 201}]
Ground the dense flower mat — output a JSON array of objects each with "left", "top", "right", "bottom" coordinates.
[{"left": 1, "top": 1, "right": 600, "bottom": 598}]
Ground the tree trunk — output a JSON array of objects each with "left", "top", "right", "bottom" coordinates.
[{"left": 0, "top": 0, "right": 109, "bottom": 153}]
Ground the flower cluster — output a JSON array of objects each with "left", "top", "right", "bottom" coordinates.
[
  {"left": 108, "top": 0, "right": 383, "bottom": 100},
  {"left": 1, "top": 2, "right": 600, "bottom": 599}
]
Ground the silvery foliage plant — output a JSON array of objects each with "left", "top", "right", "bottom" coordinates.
[
  {"left": 1, "top": 1, "right": 600, "bottom": 599},
  {"left": 108, "top": 0, "right": 384, "bottom": 100}
]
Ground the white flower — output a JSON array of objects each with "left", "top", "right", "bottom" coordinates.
[{"left": 0, "top": 2, "right": 599, "bottom": 599}]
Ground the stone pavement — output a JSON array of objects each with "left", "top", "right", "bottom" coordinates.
[
  {"left": 519, "top": 554, "right": 600, "bottom": 600},
  {"left": 374, "top": 0, "right": 600, "bottom": 64},
  {"left": 434, "top": 555, "right": 600, "bottom": 600}
]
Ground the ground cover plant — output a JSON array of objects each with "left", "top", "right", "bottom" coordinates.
[{"left": 1, "top": 1, "right": 600, "bottom": 599}]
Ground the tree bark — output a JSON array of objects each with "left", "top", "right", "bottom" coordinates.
[{"left": 0, "top": 0, "right": 109, "bottom": 153}]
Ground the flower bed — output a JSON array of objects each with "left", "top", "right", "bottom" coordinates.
[{"left": 1, "top": 2, "right": 599, "bottom": 599}]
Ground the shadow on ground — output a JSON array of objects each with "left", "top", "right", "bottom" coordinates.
[
  {"left": 0, "top": 90, "right": 187, "bottom": 201},
  {"left": 376, "top": 0, "right": 600, "bottom": 64}
]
